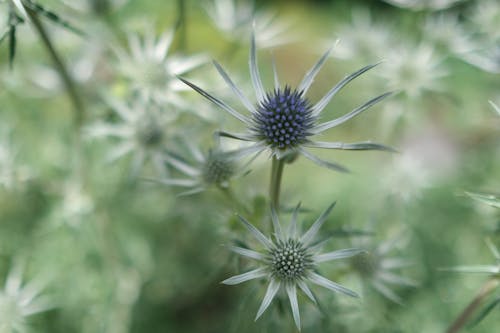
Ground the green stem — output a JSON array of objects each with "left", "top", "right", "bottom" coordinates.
[
  {"left": 25, "top": 6, "right": 85, "bottom": 175},
  {"left": 175, "top": 0, "right": 187, "bottom": 51},
  {"left": 25, "top": 7, "right": 85, "bottom": 127},
  {"left": 270, "top": 157, "right": 285, "bottom": 210},
  {"left": 446, "top": 278, "right": 499, "bottom": 333}
]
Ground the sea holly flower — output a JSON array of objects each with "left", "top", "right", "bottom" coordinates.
[
  {"left": 113, "top": 26, "right": 206, "bottom": 107},
  {"left": 152, "top": 140, "right": 254, "bottom": 196},
  {"left": 350, "top": 230, "right": 418, "bottom": 304},
  {"left": 0, "top": 262, "right": 53, "bottom": 333},
  {"left": 180, "top": 33, "right": 395, "bottom": 172},
  {"left": 86, "top": 95, "right": 174, "bottom": 177},
  {"left": 331, "top": 8, "right": 394, "bottom": 61},
  {"left": 461, "top": 45, "right": 500, "bottom": 74},
  {"left": 379, "top": 43, "right": 447, "bottom": 99},
  {"left": 205, "top": 0, "right": 291, "bottom": 49},
  {"left": 423, "top": 14, "right": 475, "bottom": 55},
  {"left": 222, "top": 202, "right": 362, "bottom": 330}
]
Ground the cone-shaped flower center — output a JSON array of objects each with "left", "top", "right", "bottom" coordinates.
[
  {"left": 202, "top": 152, "right": 235, "bottom": 186},
  {"left": 135, "top": 118, "right": 164, "bottom": 147},
  {"left": 253, "top": 87, "right": 315, "bottom": 150},
  {"left": 270, "top": 239, "right": 312, "bottom": 281}
]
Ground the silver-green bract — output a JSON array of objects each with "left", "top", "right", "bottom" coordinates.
[
  {"left": 0, "top": 263, "right": 53, "bottom": 333},
  {"left": 351, "top": 231, "right": 418, "bottom": 304},
  {"left": 222, "top": 202, "right": 362, "bottom": 330},
  {"left": 443, "top": 239, "right": 499, "bottom": 276},
  {"left": 154, "top": 142, "right": 251, "bottom": 196},
  {"left": 180, "top": 32, "right": 395, "bottom": 172}
]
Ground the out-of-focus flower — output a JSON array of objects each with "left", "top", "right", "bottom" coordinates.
[
  {"left": 461, "top": 45, "right": 500, "bottom": 74},
  {"left": 423, "top": 14, "right": 475, "bottom": 55},
  {"left": 0, "top": 127, "right": 32, "bottom": 190},
  {"left": 332, "top": 9, "right": 394, "bottom": 61},
  {"left": 180, "top": 33, "right": 395, "bottom": 173},
  {"left": 113, "top": 26, "right": 206, "bottom": 107},
  {"left": 381, "top": 0, "right": 465, "bottom": 11},
  {"left": 205, "top": 0, "right": 291, "bottom": 48},
  {"left": 52, "top": 179, "right": 94, "bottom": 227},
  {"left": 379, "top": 43, "right": 447, "bottom": 98},
  {"left": 153, "top": 141, "right": 252, "bottom": 196},
  {"left": 86, "top": 96, "right": 174, "bottom": 177},
  {"left": 469, "top": 0, "right": 500, "bottom": 40},
  {"left": 223, "top": 202, "right": 362, "bottom": 330},
  {"left": 0, "top": 262, "right": 53, "bottom": 333},
  {"left": 350, "top": 230, "right": 417, "bottom": 304},
  {"left": 381, "top": 126, "right": 458, "bottom": 202}
]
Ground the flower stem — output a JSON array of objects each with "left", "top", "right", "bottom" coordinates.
[
  {"left": 446, "top": 278, "right": 499, "bottom": 333},
  {"left": 270, "top": 157, "right": 285, "bottom": 210},
  {"left": 25, "top": 7, "right": 85, "bottom": 127},
  {"left": 25, "top": 6, "right": 85, "bottom": 175}
]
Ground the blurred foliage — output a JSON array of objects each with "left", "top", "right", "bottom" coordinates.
[{"left": 0, "top": 0, "right": 499, "bottom": 332}]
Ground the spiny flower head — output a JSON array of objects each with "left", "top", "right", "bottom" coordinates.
[
  {"left": 152, "top": 140, "right": 251, "bottom": 196},
  {"left": 85, "top": 95, "right": 174, "bottom": 177},
  {"left": 350, "top": 230, "right": 418, "bottom": 304},
  {"left": 223, "top": 202, "right": 363, "bottom": 330},
  {"left": 114, "top": 26, "right": 206, "bottom": 107},
  {"left": 180, "top": 32, "right": 395, "bottom": 172},
  {"left": 204, "top": 0, "right": 291, "bottom": 49},
  {"left": 252, "top": 86, "right": 315, "bottom": 150},
  {"left": 0, "top": 263, "right": 53, "bottom": 333}
]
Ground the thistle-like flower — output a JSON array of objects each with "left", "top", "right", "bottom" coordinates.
[
  {"left": 86, "top": 96, "right": 173, "bottom": 177},
  {"left": 180, "top": 33, "right": 394, "bottom": 172},
  {"left": 204, "top": 0, "right": 291, "bottom": 48},
  {"left": 379, "top": 43, "right": 447, "bottom": 98},
  {"left": 350, "top": 231, "right": 418, "bottom": 304},
  {"left": 153, "top": 141, "right": 250, "bottom": 196},
  {"left": 0, "top": 263, "right": 53, "bottom": 333},
  {"left": 222, "top": 202, "right": 362, "bottom": 330},
  {"left": 0, "top": 126, "right": 32, "bottom": 190},
  {"left": 423, "top": 14, "right": 475, "bottom": 55},
  {"left": 114, "top": 26, "right": 206, "bottom": 107},
  {"left": 331, "top": 9, "right": 394, "bottom": 61}
]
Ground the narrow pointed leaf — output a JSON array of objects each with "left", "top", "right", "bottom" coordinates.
[
  {"left": 228, "top": 245, "right": 264, "bottom": 260},
  {"left": 305, "top": 141, "right": 397, "bottom": 152},
  {"left": 298, "top": 148, "right": 349, "bottom": 173},
  {"left": 286, "top": 284, "right": 301, "bottom": 330},
  {"left": 297, "top": 280, "right": 316, "bottom": 304},
  {"left": 222, "top": 267, "right": 267, "bottom": 285},
  {"left": 314, "top": 248, "right": 364, "bottom": 263},
  {"left": 313, "top": 92, "right": 394, "bottom": 133},
  {"left": 298, "top": 44, "right": 336, "bottom": 94},
  {"left": 213, "top": 61, "right": 256, "bottom": 113},
  {"left": 301, "top": 202, "right": 336, "bottom": 246},
  {"left": 308, "top": 272, "right": 359, "bottom": 298},
  {"left": 249, "top": 30, "right": 265, "bottom": 102},
  {"left": 255, "top": 279, "right": 280, "bottom": 320},
  {"left": 312, "top": 63, "right": 380, "bottom": 116},
  {"left": 237, "top": 215, "right": 273, "bottom": 249},
  {"left": 179, "top": 77, "right": 251, "bottom": 124}
]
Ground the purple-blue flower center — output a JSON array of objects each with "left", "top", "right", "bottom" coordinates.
[{"left": 252, "top": 87, "right": 315, "bottom": 150}]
